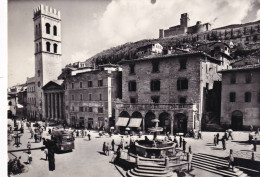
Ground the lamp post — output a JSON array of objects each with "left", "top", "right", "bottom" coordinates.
[{"left": 13, "top": 132, "right": 22, "bottom": 147}]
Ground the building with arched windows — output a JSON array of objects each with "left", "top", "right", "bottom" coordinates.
[{"left": 26, "top": 4, "right": 62, "bottom": 121}]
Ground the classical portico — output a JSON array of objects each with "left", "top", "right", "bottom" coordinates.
[{"left": 42, "top": 80, "right": 64, "bottom": 123}]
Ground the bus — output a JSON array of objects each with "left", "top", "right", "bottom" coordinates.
[{"left": 51, "top": 129, "right": 75, "bottom": 152}]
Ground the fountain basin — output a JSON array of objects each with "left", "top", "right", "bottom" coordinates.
[{"left": 135, "top": 140, "right": 176, "bottom": 158}]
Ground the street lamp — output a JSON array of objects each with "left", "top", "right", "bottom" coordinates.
[{"left": 13, "top": 133, "right": 22, "bottom": 147}]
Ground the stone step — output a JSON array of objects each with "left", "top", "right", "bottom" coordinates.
[
  {"left": 196, "top": 153, "right": 227, "bottom": 161},
  {"left": 129, "top": 169, "right": 172, "bottom": 177},
  {"left": 192, "top": 163, "right": 242, "bottom": 177},
  {"left": 137, "top": 165, "right": 166, "bottom": 171},
  {"left": 139, "top": 157, "right": 165, "bottom": 162},
  {"left": 134, "top": 168, "right": 168, "bottom": 175},
  {"left": 192, "top": 158, "right": 244, "bottom": 176},
  {"left": 138, "top": 163, "right": 165, "bottom": 169},
  {"left": 192, "top": 156, "right": 229, "bottom": 167}
]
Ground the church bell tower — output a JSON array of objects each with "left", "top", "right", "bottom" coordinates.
[{"left": 33, "top": 4, "right": 62, "bottom": 120}]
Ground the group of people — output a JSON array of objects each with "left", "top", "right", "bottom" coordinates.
[
  {"left": 213, "top": 130, "right": 234, "bottom": 150},
  {"left": 72, "top": 129, "right": 91, "bottom": 140}
]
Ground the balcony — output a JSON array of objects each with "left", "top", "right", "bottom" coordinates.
[{"left": 116, "top": 103, "right": 195, "bottom": 111}]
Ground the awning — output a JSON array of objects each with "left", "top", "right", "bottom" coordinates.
[
  {"left": 115, "top": 117, "right": 129, "bottom": 126},
  {"left": 128, "top": 118, "right": 142, "bottom": 128}
]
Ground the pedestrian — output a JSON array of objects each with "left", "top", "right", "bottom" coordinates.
[
  {"left": 187, "top": 152, "right": 193, "bottom": 171},
  {"left": 183, "top": 139, "right": 187, "bottom": 153},
  {"left": 27, "top": 142, "right": 31, "bottom": 153},
  {"left": 222, "top": 136, "right": 226, "bottom": 150},
  {"left": 227, "top": 130, "right": 233, "bottom": 140},
  {"left": 250, "top": 125, "right": 254, "bottom": 132},
  {"left": 228, "top": 149, "right": 235, "bottom": 171},
  {"left": 76, "top": 130, "right": 79, "bottom": 137},
  {"left": 103, "top": 142, "right": 106, "bottom": 154},
  {"left": 39, "top": 134, "right": 42, "bottom": 142},
  {"left": 87, "top": 132, "right": 91, "bottom": 141},
  {"left": 114, "top": 145, "right": 122, "bottom": 163},
  {"left": 111, "top": 139, "right": 115, "bottom": 151},
  {"left": 44, "top": 148, "right": 48, "bottom": 160},
  {"left": 198, "top": 131, "right": 202, "bottom": 139},
  {"left": 173, "top": 136, "right": 178, "bottom": 148},
  {"left": 253, "top": 138, "right": 257, "bottom": 152},
  {"left": 214, "top": 134, "right": 217, "bottom": 146},
  {"left": 81, "top": 130, "right": 84, "bottom": 138},
  {"left": 120, "top": 137, "right": 124, "bottom": 149},
  {"left": 216, "top": 133, "right": 220, "bottom": 145},
  {"left": 48, "top": 129, "right": 51, "bottom": 135},
  {"left": 28, "top": 152, "right": 32, "bottom": 164},
  {"left": 188, "top": 145, "right": 192, "bottom": 154},
  {"left": 225, "top": 131, "right": 228, "bottom": 141},
  {"left": 106, "top": 143, "right": 110, "bottom": 156},
  {"left": 85, "top": 129, "right": 87, "bottom": 136},
  {"left": 31, "top": 130, "right": 34, "bottom": 139},
  {"left": 179, "top": 136, "right": 182, "bottom": 148},
  {"left": 34, "top": 133, "right": 37, "bottom": 143}
]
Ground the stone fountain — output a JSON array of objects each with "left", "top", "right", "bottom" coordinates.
[{"left": 135, "top": 118, "right": 176, "bottom": 158}]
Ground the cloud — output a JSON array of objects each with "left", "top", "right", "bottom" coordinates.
[
  {"left": 256, "top": 9, "right": 260, "bottom": 20},
  {"left": 68, "top": 50, "right": 91, "bottom": 64},
  {"left": 97, "top": 0, "right": 255, "bottom": 47}
]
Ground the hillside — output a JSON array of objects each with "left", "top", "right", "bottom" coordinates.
[{"left": 85, "top": 20, "right": 260, "bottom": 66}]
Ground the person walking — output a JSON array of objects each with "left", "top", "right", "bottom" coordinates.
[
  {"left": 250, "top": 125, "right": 254, "bottom": 132},
  {"left": 28, "top": 152, "right": 32, "bottom": 164},
  {"left": 87, "top": 132, "right": 91, "bottom": 141},
  {"left": 198, "top": 131, "right": 202, "bottom": 139},
  {"left": 34, "top": 133, "right": 37, "bottom": 143},
  {"left": 106, "top": 143, "right": 110, "bottom": 156},
  {"left": 225, "top": 131, "right": 229, "bottom": 141},
  {"left": 253, "top": 138, "right": 257, "bottom": 152},
  {"left": 214, "top": 134, "right": 217, "bottom": 146},
  {"left": 222, "top": 136, "right": 226, "bottom": 150},
  {"left": 227, "top": 130, "right": 233, "bottom": 140},
  {"left": 27, "top": 142, "right": 31, "bottom": 153},
  {"left": 179, "top": 136, "right": 182, "bottom": 148},
  {"left": 228, "top": 149, "right": 235, "bottom": 171},
  {"left": 111, "top": 139, "right": 115, "bottom": 151},
  {"left": 216, "top": 133, "right": 220, "bottom": 145},
  {"left": 103, "top": 142, "right": 106, "bottom": 154},
  {"left": 31, "top": 130, "right": 34, "bottom": 139},
  {"left": 183, "top": 139, "right": 187, "bottom": 153},
  {"left": 76, "top": 130, "right": 79, "bottom": 137}
]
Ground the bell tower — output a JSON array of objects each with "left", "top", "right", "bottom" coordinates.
[{"left": 33, "top": 4, "right": 62, "bottom": 120}]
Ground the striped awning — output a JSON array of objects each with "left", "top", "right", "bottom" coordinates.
[
  {"left": 115, "top": 117, "right": 130, "bottom": 126},
  {"left": 128, "top": 118, "right": 142, "bottom": 128}
]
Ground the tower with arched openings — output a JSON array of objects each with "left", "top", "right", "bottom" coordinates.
[{"left": 33, "top": 4, "right": 62, "bottom": 120}]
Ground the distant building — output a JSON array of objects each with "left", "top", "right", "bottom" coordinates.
[
  {"left": 63, "top": 64, "right": 122, "bottom": 129},
  {"left": 116, "top": 45, "right": 230, "bottom": 134},
  {"left": 159, "top": 13, "right": 211, "bottom": 38},
  {"left": 42, "top": 80, "right": 65, "bottom": 123},
  {"left": 220, "top": 64, "right": 260, "bottom": 130},
  {"left": 136, "top": 43, "right": 163, "bottom": 57},
  {"left": 26, "top": 77, "right": 37, "bottom": 120}
]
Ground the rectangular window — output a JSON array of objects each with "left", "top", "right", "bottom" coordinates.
[
  {"left": 129, "top": 64, "right": 135, "bottom": 74},
  {"left": 130, "top": 97, "right": 136, "bottom": 103},
  {"left": 245, "top": 92, "right": 251, "bottom": 102},
  {"left": 150, "top": 80, "right": 160, "bottom": 91},
  {"left": 89, "top": 94, "right": 92, "bottom": 101},
  {"left": 151, "top": 96, "right": 160, "bottom": 103},
  {"left": 80, "top": 94, "right": 83, "bottom": 101},
  {"left": 152, "top": 61, "right": 159, "bottom": 73},
  {"left": 230, "top": 73, "right": 236, "bottom": 84},
  {"left": 98, "top": 80, "right": 103, "bottom": 87},
  {"left": 98, "top": 107, "right": 103, "bottom": 113},
  {"left": 71, "top": 95, "right": 74, "bottom": 101},
  {"left": 128, "top": 81, "right": 136, "bottom": 91},
  {"left": 229, "top": 92, "right": 236, "bottom": 102},
  {"left": 80, "top": 82, "right": 83, "bottom": 88},
  {"left": 258, "top": 92, "right": 260, "bottom": 103},
  {"left": 72, "top": 106, "right": 74, "bottom": 111},
  {"left": 245, "top": 73, "right": 252, "bottom": 83},
  {"left": 72, "top": 83, "right": 74, "bottom": 89},
  {"left": 179, "top": 59, "right": 187, "bottom": 70},
  {"left": 88, "top": 81, "right": 93, "bottom": 87},
  {"left": 79, "top": 107, "right": 84, "bottom": 112},
  {"left": 99, "top": 94, "right": 102, "bottom": 101},
  {"left": 177, "top": 78, "right": 188, "bottom": 90},
  {"left": 98, "top": 117, "right": 104, "bottom": 127},
  {"left": 179, "top": 97, "right": 187, "bottom": 103},
  {"left": 88, "top": 107, "right": 93, "bottom": 112}
]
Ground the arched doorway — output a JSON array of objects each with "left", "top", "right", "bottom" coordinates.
[
  {"left": 118, "top": 111, "right": 130, "bottom": 133},
  {"left": 130, "top": 111, "right": 143, "bottom": 132},
  {"left": 159, "top": 112, "right": 171, "bottom": 134},
  {"left": 231, "top": 110, "right": 243, "bottom": 130},
  {"left": 145, "top": 112, "right": 156, "bottom": 132},
  {"left": 174, "top": 113, "right": 187, "bottom": 133}
]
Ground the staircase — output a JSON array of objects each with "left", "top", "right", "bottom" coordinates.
[
  {"left": 192, "top": 153, "right": 259, "bottom": 177},
  {"left": 126, "top": 157, "right": 176, "bottom": 177}
]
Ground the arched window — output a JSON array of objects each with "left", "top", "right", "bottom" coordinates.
[
  {"left": 35, "top": 24, "right": 38, "bottom": 35},
  {"left": 38, "top": 81, "right": 41, "bottom": 87},
  {"left": 53, "top": 26, "right": 57, "bottom": 36},
  {"left": 53, "top": 43, "right": 58, "bottom": 53},
  {"left": 46, "top": 42, "right": 51, "bottom": 52},
  {"left": 45, "top": 23, "right": 50, "bottom": 34},
  {"left": 38, "top": 70, "right": 40, "bottom": 77}
]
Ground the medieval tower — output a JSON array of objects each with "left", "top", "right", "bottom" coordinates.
[{"left": 33, "top": 4, "right": 62, "bottom": 119}]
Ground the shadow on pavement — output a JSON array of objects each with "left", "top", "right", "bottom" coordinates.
[
  {"left": 110, "top": 158, "right": 135, "bottom": 171},
  {"left": 97, "top": 151, "right": 106, "bottom": 156},
  {"left": 232, "top": 140, "right": 249, "bottom": 145},
  {"left": 210, "top": 147, "right": 224, "bottom": 150}
]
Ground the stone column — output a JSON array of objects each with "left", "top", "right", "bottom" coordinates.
[
  {"left": 51, "top": 93, "right": 55, "bottom": 120},
  {"left": 55, "top": 93, "right": 58, "bottom": 121},
  {"left": 45, "top": 94, "right": 48, "bottom": 119},
  {"left": 48, "top": 93, "right": 51, "bottom": 119},
  {"left": 59, "top": 93, "right": 62, "bottom": 121},
  {"left": 171, "top": 112, "right": 174, "bottom": 136}
]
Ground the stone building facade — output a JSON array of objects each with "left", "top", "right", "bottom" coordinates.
[
  {"left": 32, "top": 4, "right": 62, "bottom": 120},
  {"left": 42, "top": 80, "right": 65, "bottom": 123},
  {"left": 159, "top": 13, "right": 211, "bottom": 38},
  {"left": 220, "top": 64, "right": 260, "bottom": 130},
  {"left": 63, "top": 65, "right": 122, "bottom": 129},
  {"left": 26, "top": 77, "right": 37, "bottom": 120},
  {"left": 116, "top": 47, "right": 231, "bottom": 134}
]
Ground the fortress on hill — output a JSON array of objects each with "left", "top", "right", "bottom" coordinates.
[{"left": 159, "top": 13, "right": 211, "bottom": 38}]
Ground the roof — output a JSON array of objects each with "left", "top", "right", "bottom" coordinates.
[
  {"left": 137, "top": 42, "right": 162, "bottom": 50},
  {"left": 42, "top": 80, "right": 64, "bottom": 90},
  {"left": 219, "top": 64, "right": 260, "bottom": 73},
  {"left": 119, "top": 51, "right": 221, "bottom": 64}
]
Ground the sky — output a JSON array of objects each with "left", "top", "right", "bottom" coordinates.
[{"left": 8, "top": 0, "right": 260, "bottom": 87}]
